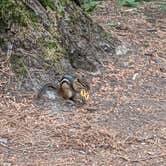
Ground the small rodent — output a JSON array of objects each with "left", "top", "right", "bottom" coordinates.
[{"left": 37, "top": 74, "right": 90, "bottom": 101}]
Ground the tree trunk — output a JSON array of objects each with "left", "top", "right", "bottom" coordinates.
[
  {"left": 3, "top": 0, "right": 120, "bottom": 77},
  {"left": 22, "top": 0, "right": 120, "bottom": 72},
  {"left": 56, "top": 0, "right": 120, "bottom": 72}
]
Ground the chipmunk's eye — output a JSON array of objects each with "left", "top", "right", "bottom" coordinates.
[{"left": 80, "top": 90, "right": 89, "bottom": 100}]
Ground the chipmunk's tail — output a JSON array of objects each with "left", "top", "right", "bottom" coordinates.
[{"left": 37, "top": 83, "right": 58, "bottom": 98}]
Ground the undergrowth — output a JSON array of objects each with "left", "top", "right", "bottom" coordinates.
[
  {"left": 119, "top": 0, "right": 152, "bottom": 7},
  {"left": 39, "top": 0, "right": 56, "bottom": 10},
  {"left": 82, "top": 0, "right": 102, "bottom": 13},
  {"left": 160, "top": 3, "right": 166, "bottom": 10},
  {"left": 0, "top": 0, "right": 37, "bottom": 30},
  {"left": 10, "top": 54, "right": 27, "bottom": 77}
]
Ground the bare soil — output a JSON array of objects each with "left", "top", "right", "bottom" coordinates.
[{"left": 0, "top": 1, "right": 166, "bottom": 165}]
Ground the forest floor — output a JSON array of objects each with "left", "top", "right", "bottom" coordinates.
[{"left": 0, "top": 0, "right": 166, "bottom": 165}]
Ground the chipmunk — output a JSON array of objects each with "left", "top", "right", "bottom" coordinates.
[{"left": 37, "top": 74, "right": 90, "bottom": 102}]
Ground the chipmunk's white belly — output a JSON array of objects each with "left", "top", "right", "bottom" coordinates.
[{"left": 61, "top": 82, "right": 74, "bottom": 98}]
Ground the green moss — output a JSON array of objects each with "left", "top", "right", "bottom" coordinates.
[
  {"left": 0, "top": 37, "right": 7, "bottom": 51},
  {"left": 10, "top": 54, "right": 27, "bottom": 77},
  {"left": 60, "top": 0, "right": 69, "bottom": 5},
  {"left": 39, "top": 0, "right": 56, "bottom": 10},
  {"left": 82, "top": 0, "right": 101, "bottom": 13},
  {"left": 44, "top": 41, "right": 57, "bottom": 49},
  {"left": 37, "top": 36, "right": 64, "bottom": 73},
  {"left": 28, "top": 11, "right": 38, "bottom": 24},
  {"left": 0, "top": 0, "right": 37, "bottom": 30}
]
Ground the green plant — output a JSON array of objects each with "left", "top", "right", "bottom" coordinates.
[
  {"left": 0, "top": 0, "right": 37, "bottom": 29},
  {"left": 107, "top": 23, "right": 121, "bottom": 29},
  {"left": 119, "top": 0, "right": 153, "bottom": 7},
  {"left": 82, "top": 0, "right": 101, "bottom": 12},
  {"left": 119, "top": 0, "right": 139, "bottom": 7},
  {"left": 160, "top": 4, "right": 166, "bottom": 10},
  {"left": 44, "top": 41, "right": 57, "bottom": 49}
]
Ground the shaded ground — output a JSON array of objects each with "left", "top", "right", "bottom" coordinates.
[{"left": 0, "top": 0, "right": 166, "bottom": 165}]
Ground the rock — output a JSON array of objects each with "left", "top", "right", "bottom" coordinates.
[
  {"left": 0, "top": 137, "right": 8, "bottom": 144},
  {"left": 132, "top": 73, "right": 139, "bottom": 80},
  {"left": 115, "top": 44, "right": 130, "bottom": 56}
]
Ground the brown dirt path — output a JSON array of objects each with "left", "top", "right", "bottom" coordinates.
[{"left": 0, "top": 1, "right": 166, "bottom": 165}]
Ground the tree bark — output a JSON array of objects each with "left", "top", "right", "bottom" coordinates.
[
  {"left": 56, "top": 1, "right": 120, "bottom": 72},
  {"left": 22, "top": 0, "right": 120, "bottom": 72}
]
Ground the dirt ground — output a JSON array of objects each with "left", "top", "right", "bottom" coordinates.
[{"left": 0, "top": 0, "right": 166, "bottom": 165}]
